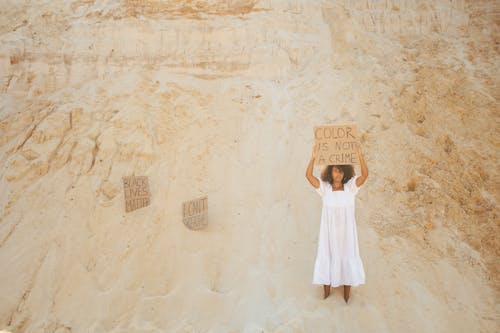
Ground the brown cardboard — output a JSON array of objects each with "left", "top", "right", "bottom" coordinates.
[
  {"left": 313, "top": 124, "right": 359, "bottom": 165},
  {"left": 183, "top": 196, "right": 208, "bottom": 230},
  {"left": 123, "top": 176, "right": 151, "bottom": 212}
]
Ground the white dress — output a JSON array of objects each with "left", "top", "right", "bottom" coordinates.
[{"left": 312, "top": 175, "right": 366, "bottom": 287}]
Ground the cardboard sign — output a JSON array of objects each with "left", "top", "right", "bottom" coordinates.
[
  {"left": 123, "top": 176, "right": 151, "bottom": 212},
  {"left": 314, "top": 124, "right": 359, "bottom": 165},
  {"left": 183, "top": 196, "right": 208, "bottom": 230}
]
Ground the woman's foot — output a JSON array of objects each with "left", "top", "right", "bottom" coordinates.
[
  {"left": 323, "top": 285, "right": 331, "bottom": 299},
  {"left": 343, "top": 285, "right": 351, "bottom": 303}
]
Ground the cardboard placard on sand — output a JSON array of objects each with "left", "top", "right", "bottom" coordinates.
[
  {"left": 183, "top": 196, "right": 208, "bottom": 230},
  {"left": 314, "top": 124, "right": 359, "bottom": 165},
  {"left": 123, "top": 176, "right": 151, "bottom": 212}
]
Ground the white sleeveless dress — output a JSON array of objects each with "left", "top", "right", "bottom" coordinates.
[{"left": 312, "top": 175, "right": 366, "bottom": 287}]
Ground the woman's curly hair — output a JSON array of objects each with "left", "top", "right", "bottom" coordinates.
[{"left": 320, "top": 165, "right": 355, "bottom": 185}]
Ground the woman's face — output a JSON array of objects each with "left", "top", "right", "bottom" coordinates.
[{"left": 331, "top": 166, "right": 344, "bottom": 183}]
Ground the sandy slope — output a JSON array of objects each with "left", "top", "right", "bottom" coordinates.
[{"left": 0, "top": 1, "right": 498, "bottom": 332}]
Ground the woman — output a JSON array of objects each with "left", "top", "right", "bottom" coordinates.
[{"left": 305, "top": 142, "right": 368, "bottom": 303}]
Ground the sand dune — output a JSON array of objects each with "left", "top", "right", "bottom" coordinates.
[{"left": 0, "top": 1, "right": 498, "bottom": 332}]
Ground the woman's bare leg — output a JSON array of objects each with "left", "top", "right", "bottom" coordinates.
[
  {"left": 323, "top": 285, "right": 331, "bottom": 299},
  {"left": 343, "top": 285, "right": 351, "bottom": 303}
]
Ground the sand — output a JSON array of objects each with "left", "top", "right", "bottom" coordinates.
[{"left": 0, "top": 1, "right": 498, "bottom": 332}]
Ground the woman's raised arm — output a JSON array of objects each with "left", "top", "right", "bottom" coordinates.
[
  {"left": 306, "top": 144, "right": 320, "bottom": 189},
  {"left": 356, "top": 142, "right": 368, "bottom": 187}
]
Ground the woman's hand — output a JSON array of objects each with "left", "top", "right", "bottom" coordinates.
[
  {"left": 306, "top": 143, "right": 320, "bottom": 188},
  {"left": 356, "top": 141, "right": 368, "bottom": 186},
  {"left": 311, "top": 143, "right": 317, "bottom": 160},
  {"left": 356, "top": 141, "right": 363, "bottom": 157}
]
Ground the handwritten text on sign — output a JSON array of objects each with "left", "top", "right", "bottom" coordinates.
[
  {"left": 183, "top": 196, "right": 208, "bottom": 230},
  {"left": 314, "top": 125, "right": 359, "bottom": 165},
  {"left": 123, "top": 176, "right": 151, "bottom": 212}
]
